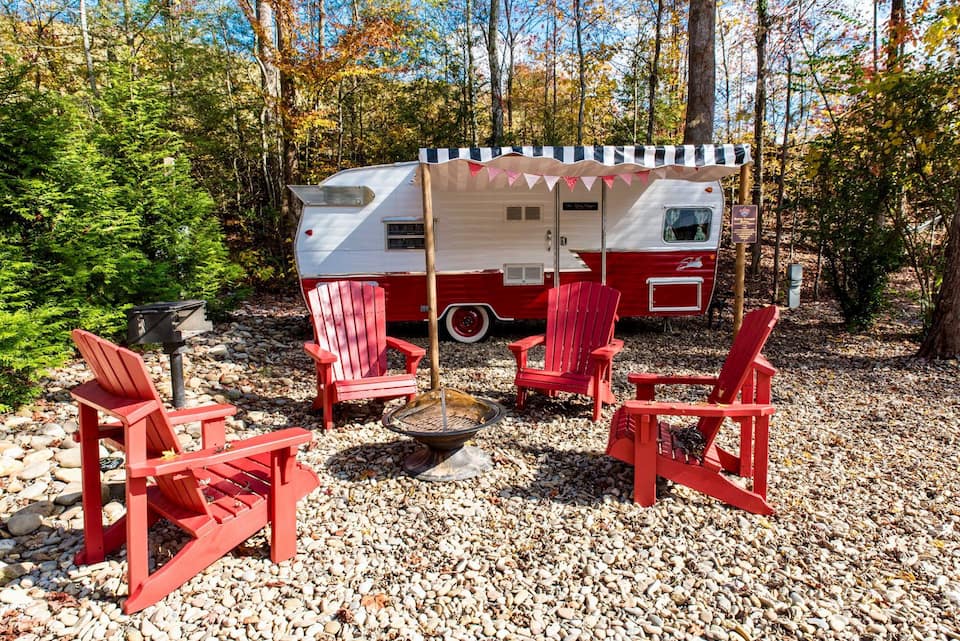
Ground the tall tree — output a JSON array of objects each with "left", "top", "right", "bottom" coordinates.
[
  {"left": 648, "top": 0, "right": 665, "bottom": 144},
  {"left": 683, "top": 0, "right": 715, "bottom": 143},
  {"left": 750, "top": 0, "right": 769, "bottom": 274},
  {"left": 487, "top": 0, "right": 503, "bottom": 145}
]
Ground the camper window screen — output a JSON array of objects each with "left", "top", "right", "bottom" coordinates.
[
  {"left": 663, "top": 207, "right": 711, "bottom": 242},
  {"left": 385, "top": 221, "right": 425, "bottom": 250}
]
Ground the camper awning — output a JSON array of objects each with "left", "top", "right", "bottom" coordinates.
[{"left": 419, "top": 145, "right": 751, "bottom": 182}]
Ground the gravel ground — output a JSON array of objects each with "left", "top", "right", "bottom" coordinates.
[{"left": 1, "top": 290, "right": 959, "bottom": 641}]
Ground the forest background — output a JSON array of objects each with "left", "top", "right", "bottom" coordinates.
[{"left": 0, "top": 0, "right": 958, "bottom": 409}]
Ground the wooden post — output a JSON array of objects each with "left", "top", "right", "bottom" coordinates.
[
  {"left": 420, "top": 163, "right": 441, "bottom": 390},
  {"left": 733, "top": 164, "right": 751, "bottom": 336}
]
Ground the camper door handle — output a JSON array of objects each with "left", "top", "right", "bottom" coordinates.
[{"left": 545, "top": 229, "right": 552, "bottom": 251}]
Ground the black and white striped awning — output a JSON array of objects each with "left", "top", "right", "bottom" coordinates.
[
  {"left": 418, "top": 145, "right": 750, "bottom": 183},
  {"left": 420, "top": 145, "right": 749, "bottom": 167}
]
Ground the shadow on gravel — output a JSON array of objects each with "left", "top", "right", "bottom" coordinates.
[{"left": 324, "top": 440, "right": 415, "bottom": 482}]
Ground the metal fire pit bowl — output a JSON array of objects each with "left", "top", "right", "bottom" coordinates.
[{"left": 382, "top": 388, "right": 504, "bottom": 482}]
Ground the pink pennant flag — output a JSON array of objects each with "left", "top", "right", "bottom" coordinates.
[
  {"left": 468, "top": 162, "right": 484, "bottom": 177},
  {"left": 618, "top": 173, "right": 634, "bottom": 186},
  {"left": 581, "top": 176, "right": 597, "bottom": 191},
  {"left": 636, "top": 171, "right": 650, "bottom": 184},
  {"left": 542, "top": 175, "right": 561, "bottom": 191},
  {"left": 602, "top": 175, "right": 616, "bottom": 189},
  {"left": 563, "top": 176, "right": 579, "bottom": 191},
  {"left": 487, "top": 166, "right": 504, "bottom": 180},
  {"left": 524, "top": 173, "right": 541, "bottom": 189},
  {"left": 506, "top": 170, "right": 520, "bottom": 186}
]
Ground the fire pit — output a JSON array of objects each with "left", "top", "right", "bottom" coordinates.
[{"left": 382, "top": 388, "right": 504, "bottom": 481}]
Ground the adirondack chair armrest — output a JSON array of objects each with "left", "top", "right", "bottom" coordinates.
[
  {"left": 590, "top": 339, "right": 624, "bottom": 362},
  {"left": 508, "top": 334, "right": 545, "bottom": 369},
  {"left": 385, "top": 337, "right": 426, "bottom": 359},
  {"left": 622, "top": 399, "right": 776, "bottom": 418},
  {"left": 70, "top": 380, "right": 162, "bottom": 425},
  {"left": 167, "top": 404, "right": 237, "bottom": 426},
  {"left": 304, "top": 342, "right": 338, "bottom": 365},
  {"left": 128, "top": 427, "right": 314, "bottom": 478}
]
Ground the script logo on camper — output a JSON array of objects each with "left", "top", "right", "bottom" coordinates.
[{"left": 676, "top": 257, "right": 703, "bottom": 271}]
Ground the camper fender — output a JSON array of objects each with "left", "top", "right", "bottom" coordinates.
[{"left": 441, "top": 304, "right": 500, "bottom": 343}]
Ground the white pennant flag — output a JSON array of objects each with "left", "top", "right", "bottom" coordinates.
[
  {"left": 524, "top": 173, "right": 541, "bottom": 189},
  {"left": 542, "top": 175, "right": 561, "bottom": 191},
  {"left": 581, "top": 176, "right": 597, "bottom": 191}
]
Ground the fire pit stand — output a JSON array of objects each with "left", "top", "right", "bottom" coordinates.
[{"left": 382, "top": 389, "right": 504, "bottom": 482}]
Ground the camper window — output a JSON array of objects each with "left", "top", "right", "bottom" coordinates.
[
  {"left": 385, "top": 220, "right": 425, "bottom": 250},
  {"left": 505, "top": 205, "right": 542, "bottom": 221},
  {"left": 663, "top": 207, "right": 711, "bottom": 242}
]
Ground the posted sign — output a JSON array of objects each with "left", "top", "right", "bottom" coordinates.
[{"left": 731, "top": 205, "right": 758, "bottom": 244}]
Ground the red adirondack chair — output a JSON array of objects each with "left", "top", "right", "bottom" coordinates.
[
  {"left": 305, "top": 281, "right": 425, "bottom": 430},
  {"left": 70, "top": 329, "right": 319, "bottom": 613},
  {"left": 605, "top": 305, "right": 779, "bottom": 514},
  {"left": 509, "top": 281, "right": 623, "bottom": 421}
]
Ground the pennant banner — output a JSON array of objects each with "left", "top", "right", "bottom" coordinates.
[{"left": 467, "top": 164, "right": 659, "bottom": 192}]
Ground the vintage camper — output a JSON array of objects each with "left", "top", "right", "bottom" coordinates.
[{"left": 290, "top": 145, "right": 751, "bottom": 342}]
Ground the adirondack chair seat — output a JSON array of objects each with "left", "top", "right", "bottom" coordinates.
[
  {"left": 605, "top": 306, "right": 779, "bottom": 514},
  {"left": 330, "top": 373, "right": 420, "bottom": 402},
  {"left": 70, "top": 330, "right": 320, "bottom": 613},
  {"left": 305, "top": 282, "right": 425, "bottom": 429},
  {"left": 509, "top": 282, "right": 623, "bottom": 421}
]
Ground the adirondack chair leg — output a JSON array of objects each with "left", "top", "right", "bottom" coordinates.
[
  {"left": 738, "top": 418, "right": 754, "bottom": 478},
  {"left": 592, "top": 394, "right": 603, "bottom": 422},
  {"left": 516, "top": 387, "right": 526, "bottom": 411},
  {"left": 632, "top": 415, "right": 658, "bottom": 506},
  {"left": 322, "top": 388, "right": 335, "bottom": 430},
  {"left": 269, "top": 448, "right": 299, "bottom": 562},
  {"left": 125, "top": 475, "right": 150, "bottom": 611},
  {"left": 752, "top": 416, "right": 770, "bottom": 500},
  {"left": 202, "top": 417, "right": 226, "bottom": 450},
  {"left": 77, "top": 404, "right": 106, "bottom": 564}
]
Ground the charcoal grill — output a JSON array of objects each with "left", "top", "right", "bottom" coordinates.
[
  {"left": 382, "top": 388, "right": 503, "bottom": 481},
  {"left": 127, "top": 300, "right": 212, "bottom": 408}
]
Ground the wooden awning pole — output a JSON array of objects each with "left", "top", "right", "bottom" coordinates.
[
  {"left": 733, "top": 163, "right": 751, "bottom": 336},
  {"left": 420, "top": 163, "right": 441, "bottom": 390}
]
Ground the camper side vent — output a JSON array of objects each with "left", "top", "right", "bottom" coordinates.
[
  {"left": 505, "top": 205, "right": 542, "bottom": 221},
  {"left": 504, "top": 264, "right": 544, "bottom": 286}
]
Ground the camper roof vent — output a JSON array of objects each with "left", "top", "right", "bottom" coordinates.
[{"left": 288, "top": 185, "right": 375, "bottom": 207}]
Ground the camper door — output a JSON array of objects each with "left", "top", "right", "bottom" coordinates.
[{"left": 556, "top": 183, "right": 602, "bottom": 285}]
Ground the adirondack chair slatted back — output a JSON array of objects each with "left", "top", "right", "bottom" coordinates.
[
  {"left": 71, "top": 329, "right": 209, "bottom": 515},
  {"left": 544, "top": 282, "right": 621, "bottom": 374},
  {"left": 696, "top": 305, "right": 779, "bottom": 446},
  {"left": 308, "top": 282, "right": 388, "bottom": 382}
]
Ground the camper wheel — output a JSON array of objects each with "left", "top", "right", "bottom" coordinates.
[{"left": 444, "top": 306, "right": 491, "bottom": 343}]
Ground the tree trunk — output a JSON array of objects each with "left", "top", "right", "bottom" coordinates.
[
  {"left": 886, "top": 0, "right": 906, "bottom": 69},
  {"left": 647, "top": 0, "right": 663, "bottom": 144},
  {"left": 465, "top": 0, "right": 478, "bottom": 146},
  {"left": 772, "top": 56, "right": 792, "bottom": 303},
  {"left": 79, "top": 0, "right": 99, "bottom": 97},
  {"left": 277, "top": 2, "right": 300, "bottom": 238},
  {"left": 750, "top": 0, "right": 768, "bottom": 274},
  {"left": 918, "top": 194, "right": 960, "bottom": 358},
  {"left": 487, "top": 0, "right": 503, "bottom": 146},
  {"left": 683, "top": 0, "right": 715, "bottom": 144},
  {"left": 256, "top": 0, "right": 279, "bottom": 210},
  {"left": 574, "top": 0, "right": 586, "bottom": 144}
]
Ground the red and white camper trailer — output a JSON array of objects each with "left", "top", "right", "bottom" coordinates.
[{"left": 291, "top": 145, "right": 751, "bottom": 342}]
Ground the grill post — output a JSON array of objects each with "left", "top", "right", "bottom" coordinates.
[{"left": 164, "top": 342, "right": 188, "bottom": 408}]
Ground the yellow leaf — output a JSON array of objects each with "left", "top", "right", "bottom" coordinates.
[{"left": 161, "top": 450, "right": 177, "bottom": 460}]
